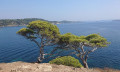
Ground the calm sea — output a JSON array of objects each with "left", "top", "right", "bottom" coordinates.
[{"left": 0, "top": 21, "right": 120, "bottom": 69}]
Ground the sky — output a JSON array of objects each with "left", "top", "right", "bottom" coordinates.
[{"left": 0, "top": 0, "right": 120, "bottom": 21}]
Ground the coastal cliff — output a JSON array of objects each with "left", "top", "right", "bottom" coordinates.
[{"left": 0, "top": 62, "right": 119, "bottom": 72}]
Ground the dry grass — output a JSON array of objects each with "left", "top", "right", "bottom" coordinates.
[
  {"left": 0, "top": 62, "right": 120, "bottom": 72},
  {"left": 95, "top": 68, "right": 120, "bottom": 72}
]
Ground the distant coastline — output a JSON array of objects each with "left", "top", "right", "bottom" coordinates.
[
  {"left": 0, "top": 25, "right": 26, "bottom": 27},
  {"left": 0, "top": 18, "right": 48, "bottom": 27},
  {"left": 1, "top": 18, "right": 119, "bottom": 27},
  {"left": 0, "top": 18, "right": 83, "bottom": 27}
]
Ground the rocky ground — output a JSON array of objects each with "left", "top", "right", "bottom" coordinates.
[{"left": 0, "top": 62, "right": 119, "bottom": 72}]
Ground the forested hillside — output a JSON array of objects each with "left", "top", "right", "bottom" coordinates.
[{"left": 0, "top": 18, "right": 58, "bottom": 27}]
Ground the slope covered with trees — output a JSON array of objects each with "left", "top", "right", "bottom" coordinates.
[{"left": 0, "top": 18, "right": 58, "bottom": 27}]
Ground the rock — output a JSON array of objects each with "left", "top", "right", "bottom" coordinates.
[{"left": 0, "top": 62, "right": 119, "bottom": 72}]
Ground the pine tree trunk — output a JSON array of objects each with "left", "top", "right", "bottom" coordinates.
[
  {"left": 80, "top": 57, "right": 89, "bottom": 68},
  {"left": 37, "top": 46, "right": 44, "bottom": 63},
  {"left": 83, "top": 61, "right": 88, "bottom": 69}
]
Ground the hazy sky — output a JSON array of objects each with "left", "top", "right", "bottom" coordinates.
[{"left": 0, "top": 0, "right": 120, "bottom": 21}]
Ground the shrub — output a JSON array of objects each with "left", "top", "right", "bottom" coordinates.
[{"left": 49, "top": 56, "right": 83, "bottom": 68}]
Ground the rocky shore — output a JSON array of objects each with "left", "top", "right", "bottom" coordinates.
[{"left": 0, "top": 62, "right": 119, "bottom": 72}]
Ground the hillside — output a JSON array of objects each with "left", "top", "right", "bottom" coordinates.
[
  {"left": 0, "top": 62, "right": 120, "bottom": 72},
  {"left": 0, "top": 18, "right": 59, "bottom": 27},
  {"left": 0, "top": 18, "right": 83, "bottom": 27}
]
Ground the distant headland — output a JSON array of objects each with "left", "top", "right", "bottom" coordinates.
[
  {"left": 0, "top": 18, "right": 120, "bottom": 27},
  {"left": 0, "top": 18, "right": 82, "bottom": 27}
]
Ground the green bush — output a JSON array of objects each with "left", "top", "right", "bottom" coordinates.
[{"left": 49, "top": 56, "right": 83, "bottom": 68}]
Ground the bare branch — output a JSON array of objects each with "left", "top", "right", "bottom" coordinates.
[
  {"left": 31, "top": 39, "right": 41, "bottom": 48},
  {"left": 88, "top": 47, "right": 98, "bottom": 54}
]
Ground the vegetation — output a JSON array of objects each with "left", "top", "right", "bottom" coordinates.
[
  {"left": 95, "top": 68, "right": 120, "bottom": 72},
  {"left": 0, "top": 18, "right": 59, "bottom": 27},
  {"left": 52, "top": 33, "right": 110, "bottom": 68},
  {"left": 17, "top": 20, "right": 60, "bottom": 63},
  {"left": 49, "top": 56, "right": 83, "bottom": 68},
  {"left": 17, "top": 20, "right": 110, "bottom": 68},
  {"left": 0, "top": 18, "right": 82, "bottom": 27}
]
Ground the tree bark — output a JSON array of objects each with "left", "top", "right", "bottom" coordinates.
[
  {"left": 37, "top": 45, "right": 44, "bottom": 63},
  {"left": 80, "top": 56, "right": 89, "bottom": 69},
  {"left": 32, "top": 39, "right": 45, "bottom": 63},
  {"left": 82, "top": 60, "right": 88, "bottom": 68}
]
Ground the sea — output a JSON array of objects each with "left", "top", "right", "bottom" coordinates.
[{"left": 0, "top": 21, "right": 120, "bottom": 69}]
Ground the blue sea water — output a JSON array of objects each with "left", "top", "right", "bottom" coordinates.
[{"left": 0, "top": 21, "right": 120, "bottom": 69}]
